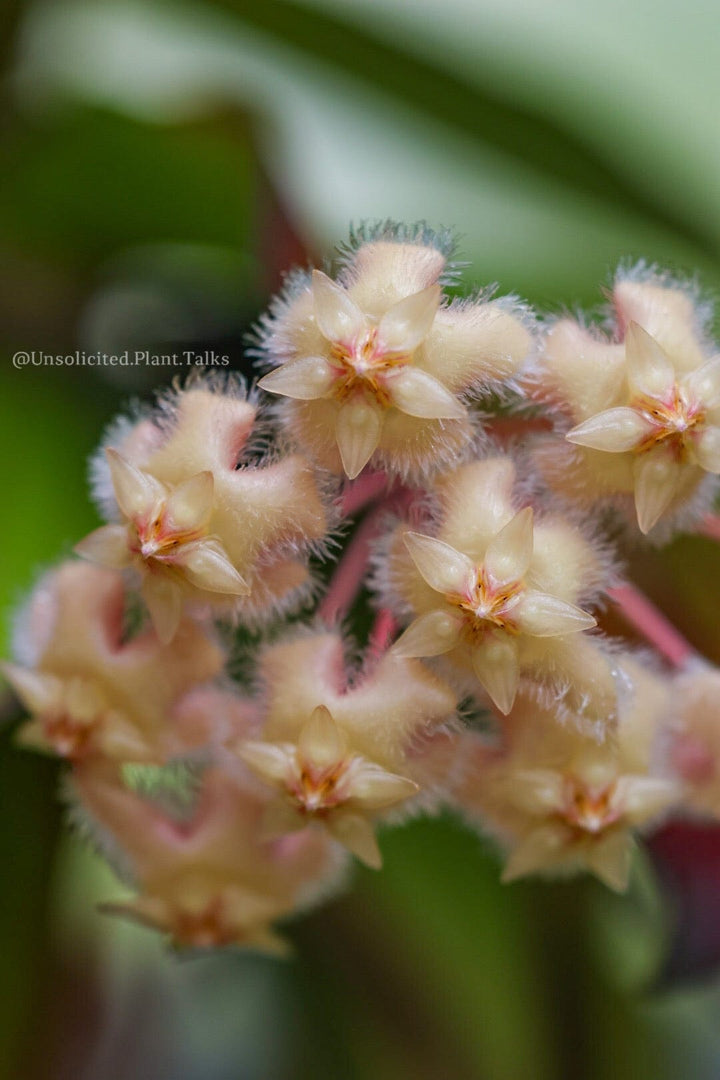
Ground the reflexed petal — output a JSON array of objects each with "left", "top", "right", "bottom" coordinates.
[
  {"left": 514, "top": 591, "right": 596, "bottom": 636},
  {"left": 624, "top": 321, "right": 676, "bottom": 399},
  {"left": 75, "top": 524, "right": 132, "bottom": 569},
  {"left": 2, "top": 664, "right": 59, "bottom": 714},
  {"left": 587, "top": 831, "right": 632, "bottom": 892},
  {"left": 142, "top": 575, "right": 183, "bottom": 644},
  {"left": 346, "top": 762, "right": 419, "bottom": 809},
  {"left": 378, "top": 284, "right": 441, "bottom": 353},
  {"left": 501, "top": 825, "right": 566, "bottom": 882},
  {"left": 298, "top": 704, "right": 347, "bottom": 768},
  {"left": 239, "top": 740, "right": 295, "bottom": 785},
  {"left": 258, "top": 355, "right": 336, "bottom": 400},
  {"left": 403, "top": 532, "right": 475, "bottom": 596},
  {"left": 165, "top": 472, "right": 214, "bottom": 531},
  {"left": 178, "top": 540, "right": 250, "bottom": 595},
  {"left": 633, "top": 449, "right": 685, "bottom": 533},
  {"left": 312, "top": 269, "right": 366, "bottom": 344},
  {"left": 335, "top": 398, "right": 383, "bottom": 479},
  {"left": 566, "top": 408, "right": 654, "bottom": 453},
  {"left": 692, "top": 427, "right": 720, "bottom": 474},
  {"left": 386, "top": 367, "right": 464, "bottom": 419},
  {"left": 484, "top": 507, "right": 534, "bottom": 587},
  {"left": 471, "top": 635, "right": 520, "bottom": 715},
  {"left": 392, "top": 610, "right": 463, "bottom": 657},
  {"left": 106, "top": 448, "right": 165, "bottom": 520},
  {"left": 327, "top": 812, "right": 382, "bottom": 869},
  {"left": 683, "top": 356, "right": 720, "bottom": 410}
]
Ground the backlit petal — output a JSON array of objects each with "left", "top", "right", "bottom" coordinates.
[
  {"left": 471, "top": 635, "right": 520, "bottom": 715},
  {"left": 514, "top": 591, "right": 596, "bottom": 636},
  {"left": 312, "top": 269, "right": 366, "bottom": 344},
  {"left": 484, "top": 507, "right": 534, "bottom": 587},
  {"left": 106, "top": 448, "right": 165, "bottom": 520},
  {"left": 566, "top": 408, "right": 654, "bottom": 453},
  {"left": 403, "top": 532, "right": 475, "bottom": 596},
  {"left": 2, "top": 664, "right": 59, "bottom": 714},
  {"left": 164, "top": 472, "right": 214, "bottom": 531},
  {"left": 625, "top": 321, "right": 675, "bottom": 399},
  {"left": 178, "top": 540, "right": 250, "bottom": 595},
  {"left": 587, "top": 831, "right": 632, "bottom": 892},
  {"left": 258, "top": 355, "right": 336, "bottom": 400},
  {"left": 298, "top": 704, "right": 347, "bottom": 768},
  {"left": 501, "top": 825, "right": 566, "bottom": 882},
  {"left": 386, "top": 366, "right": 464, "bottom": 419},
  {"left": 692, "top": 427, "right": 720, "bottom": 474},
  {"left": 142, "top": 575, "right": 183, "bottom": 644},
  {"left": 239, "top": 740, "right": 295, "bottom": 785},
  {"left": 378, "top": 284, "right": 441, "bottom": 353},
  {"left": 633, "top": 449, "right": 685, "bottom": 533},
  {"left": 392, "top": 610, "right": 463, "bottom": 657},
  {"left": 327, "top": 812, "right": 382, "bottom": 869},
  {"left": 335, "top": 398, "right": 383, "bottom": 478},
  {"left": 683, "top": 356, "right": 720, "bottom": 410},
  {"left": 75, "top": 524, "right": 132, "bottom": 569},
  {"left": 346, "top": 762, "right": 419, "bottom": 809}
]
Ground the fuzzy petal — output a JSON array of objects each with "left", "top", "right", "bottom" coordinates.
[
  {"left": 683, "top": 356, "right": 720, "bottom": 410},
  {"left": 471, "top": 635, "right": 520, "bottom": 715},
  {"left": 178, "top": 539, "right": 250, "bottom": 595},
  {"left": 392, "top": 610, "right": 463, "bottom": 658},
  {"left": 335, "top": 398, "right": 383, "bottom": 479},
  {"left": 142, "top": 575, "right": 183, "bottom": 644},
  {"left": 75, "top": 524, "right": 132, "bottom": 569},
  {"left": 566, "top": 407, "right": 654, "bottom": 453},
  {"left": 484, "top": 507, "right": 534, "bottom": 587},
  {"left": 327, "top": 812, "right": 382, "bottom": 869},
  {"left": 164, "top": 472, "right": 214, "bottom": 531},
  {"left": 514, "top": 591, "right": 596, "bottom": 637},
  {"left": 633, "top": 449, "right": 685, "bottom": 533},
  {"left": 378, "top": 284, "right": 441, "bottom": 353},
  {"left": 106, "top": 448, "right": 165, "bottom": 520},
  {"left": 239, "top": 740, "right": 295, "bottom": 785},
  {"left": 258, "top": 355, "right": 336, "bottom": 400},
  {"left": 298, "top": 705, "right": 348, "bottom": 768},
  {"left": 625, "top": 321, "right": 676, "bottom": 399},
  {"left": 403, "top": 532, "right": 475, "bottom": 596},
  {"left": 386, "top": 366, "right": 464, "bottom": 419},
  {"left": 312, "top": 269, "right": 366, "bottom": 344}
]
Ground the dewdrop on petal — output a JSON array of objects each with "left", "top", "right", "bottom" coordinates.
[
  {"left": 78, "top": 379, "right": 331, "bottom": 642},
  {"left": 530, "top": 268, "right": 720, "bottom": 535},
  {"left": 383, "top": 455, "right": 606, "bottom": 718},
  {"left": 73, "top": 765, "right": 345, "bottom": 953},
  {"left": 255, "top": 223, "right": 533, "bottom": 479},
  {"left": 233, "top": 629, "right": 456, "bottom": 867},
  {"left": 458, "top": 657, "right": 680, "bottom": 891},
  {"left": 2, "top": 562, "right": 224, "bottom": 762}
]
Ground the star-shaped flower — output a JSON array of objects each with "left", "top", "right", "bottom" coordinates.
[
  {"left": 239, "top": 704, "right": 419, "bottom": 868},
  {"left": 566, "top": 323, "right": 720, "bottom": 532},
  {"left": 392, "top": 507, "right": 596, "bottom": 714}
]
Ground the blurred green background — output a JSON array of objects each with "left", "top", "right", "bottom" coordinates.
[{"left": 4, "top": 1, "right": 720, "bottom": 1077}]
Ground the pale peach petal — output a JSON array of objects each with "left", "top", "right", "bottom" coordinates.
[
  {"left": 164, "top": 471, "right": 214, "bottom": 531},
  {"left": 506, "top": 769, "right": 565, "bottom": 814},
  {"left": 377, "top": 284, "right": 441, "bottom": 353},
  {"left": 2, "top": 664, "right": 59, "bottom": 714},
  {"left": 346, "top": 762, "right": 419, "bottom": 809},
  {"left": 106, "top": 448, "right": 165, "bottom": 520},
  {"left": 178, "top": 540, "right": 250, "bottom": 595},
  {"left": 298, "top": 704, "right": 347, "bottom": 767},
  {"left": 75, "top": 524, "right": 132, "bottom": 569},
  {"left": 614, "top": 776, "right": 680, "bottom": 825},
  {"left": 624, "top": 321, "right": 676, "bottom": 399},
  {"left": 312, "top": 269, "right": 366, "bottom": 344},
  {"left": 327, "top": 812, "right": 382, "bottom": 869},
  {"left": 514, "top": 591, "right": 596, "bottom": 637},
  {"left": 471, "top": 635, "right": 520, "bottom": 715},
  {"left": 142, "top": 575, "right": 183, "bottom": 644},
  {"left": 65, "top": 678, "right": 105, "bottom": 724},
  {"left": 692, "top": 427, "right": 720, "bottom": 474},
  {"left": 391, "top": 610, "right": 463, "bottom": 658},
  {"left": 566, "top": 408, "right": 654, "bottom": 453},
  {"left": 386, "top": 367, "right": 464, "bottom": 419},
  {"left": 501, "top": 825, "right": 566, "bottom": 882},
  {"left": 587, "top": 831, "right": 633, "bottom": 892},
  {"left": 335, "top": 398, "right": 383, "bottom": 479},
  {"left": 243, "top": 926, "right": 292, "bottom": 958},
  {"left": 97, "top": 718, "right": 154, "bottom": 761},
  {"left": 239, "top": 740, "right": 295, "bottom": 785},
  {"left": 258, "top": 355, "right": 336, "bottom": 400},
  {"left": 403, "top": 532, "right": 475, "bottom": 596},
  {"left": 15, "top": 719, "right": 52, "bottom": 752},
  {"left": 633, "top": 448, "right": 685, "bottom": 533},
  {"left": 260, "top": 800, "right": 306, "bottom": 839},
  {"left": 483, "top": 507, "right": 534, "bottom": 587},
  {"left": 683, "top": 357, "right": 720, "bottom": 410}
]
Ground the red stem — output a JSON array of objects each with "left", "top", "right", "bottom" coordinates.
[
  {"left": 340, "top": 471, "right": 390, "bottom": 517},
  {"left": 368, "top": 608, "right": 398, "bottom": 657},
  {"left": 608, "top": 583, "right": 696, "bottom": 667},
  {"left": 319, "top": 505, "right": 387, "bottom": 624}
]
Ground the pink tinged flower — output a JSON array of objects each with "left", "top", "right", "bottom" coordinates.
[
  {"left": 239, "top": 705, "right": 418, "bottom": 869},
  {"left": 393, "top": 509, "right": 596, "bottom": 714},
  {"left": 566, "top": 322, "right": 720, "bottom": 533},
  {"left": 4, "top": 562, "right": 225, "bottom": 762},
  {"left": 259, "top": 270, "right": 462, "bottom": 479},
  {"left": 77, "top": 449, "right": 248, "bottom": 643}
]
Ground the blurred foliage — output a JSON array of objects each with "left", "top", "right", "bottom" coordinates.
[{"left": 3, "top": 1, "right": 720, "bottom": 1078}]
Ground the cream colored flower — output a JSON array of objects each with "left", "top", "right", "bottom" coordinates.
[
  {"left": 240, "top": 704, "right": 418, "bottom": 869},
  {"left": 257, "top": 227, "right": 532, "bottom": 478}
]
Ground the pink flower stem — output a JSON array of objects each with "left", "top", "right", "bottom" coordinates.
[
  {"left": 608, "top": 583, "right": 696, "bottom": 667},
  {"left": 698, "top": 514, "right": 720, "bottom": 543},
  {"left": 319, "top": 504, "right": 387, "bottom": 624},
  {"left": 368, "top": 608, "right": 398, "bottom": 658},
  {"left": 340, "top": 471, "right": 391, "bottom": 517}
]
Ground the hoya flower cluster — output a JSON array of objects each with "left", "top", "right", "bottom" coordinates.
[{"left": 5, "top": 223, "right": 720, "bottom": 954}]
